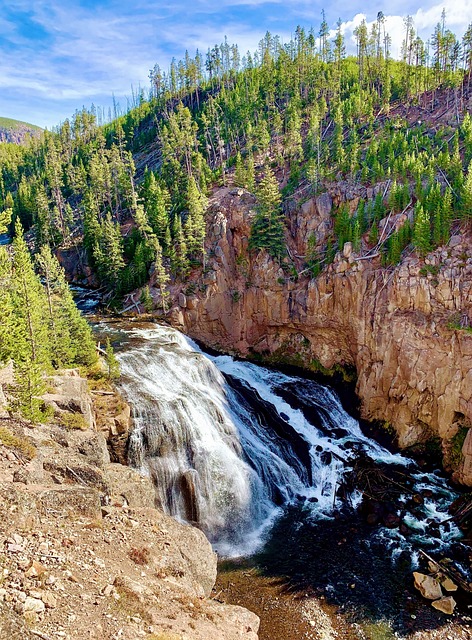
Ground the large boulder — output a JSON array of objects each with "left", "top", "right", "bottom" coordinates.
[
  {"left": 0, "top": 483, "right": 39, "bottom": 532},
  {"left": 432, "top": 596, "right": 456, "bottom": 614},
  {"left": 36, "top": 486, "right": 102, "bottom": 520},
  {"left": 104, "top": 463, "right": 156, "bottom": 509},
  {"left": 42, "top": 370, "right": 95, "bottom": 430},
  {"left": 413, "top": 572, "right": 443, "bottom": 600}
]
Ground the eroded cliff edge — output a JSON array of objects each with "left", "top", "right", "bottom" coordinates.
[{"left": 165, "top": 186, "right": 472, "bottom": 484}]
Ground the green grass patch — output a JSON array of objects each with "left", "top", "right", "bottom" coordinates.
[
  {"left": 449, "top": 426, "right": 469, "bottom": 470},
  {"left": 59, "top": 412, "right": 88, "bottom": 431},
  {"left": 419, "top": 264, "right": 439, "bottom": 277},
  {"left": 0, "top": 425, "right": 36, "bottom": 459},
  {"left": 310, "top": 358, "right": 357, "bottom": 383},
  {"left": 0, "top": 116, "right": 41, "bottom": 130},
  {"left": 446, "top": 313, "right": 472, "bottom": 334},
  {"left": 360, "top": 620, "right": 396, "bottom": 640}
]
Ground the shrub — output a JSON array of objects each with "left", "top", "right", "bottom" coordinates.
[{"left": 0, "top": 425, "right": 36, "bottom": 459}]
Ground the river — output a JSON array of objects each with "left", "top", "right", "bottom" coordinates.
[{"left": 92, "top": 319, "right": 471, "bottom": 638}]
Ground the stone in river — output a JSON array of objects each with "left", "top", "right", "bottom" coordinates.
[
  {"left": 431, "top": 596, "right": 456, "bottom": 614},
  {"left": 413, "top": 572, "right": 442, "bottom": 600}
]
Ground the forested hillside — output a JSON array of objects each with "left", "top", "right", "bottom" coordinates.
[
  {"left": 0, "top": 224, "right": 96, "bottom": 421},
  {"left": 0, "top": 117, "right": 41, "bottom": 144},
  {"left": 0, "top": 14, "right": 472, "bottom": 309}
]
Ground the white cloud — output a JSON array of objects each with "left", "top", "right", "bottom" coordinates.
[{"left": 338, "top": 1, "right": 472, "bottom": 59}]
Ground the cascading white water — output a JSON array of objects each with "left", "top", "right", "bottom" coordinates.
[
  {"left": 118, "top": 326, "right": 279, "bottom": 555},
  {"left": 116, "top": 324, "right": 460, "bottom": 557}
]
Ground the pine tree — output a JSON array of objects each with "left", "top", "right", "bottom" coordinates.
[
  {"left": 234, "top": 152, "right": 246, "bottom": 188},
  {"left": 143, "top": 172, "right": 170, "bottom": 242},
  {"left": 432, "top": 204, "right": 443, "bottom": 247},
  {"left": 36, "top": 245, "right": 97, "bottom": 368},
  {"left": 334, "top": 204, "right": 351, "bottom": 250},
  {"left": 249, "top": 163, "right": 285, "bottom": 260},
  {"left": 369, "top": 221, "right": 379, "bottom": 245},
  {"left": 334, "top": 17, "right": 346, "bottom": 69},
  {"left": 98, "top": 213, "right": 125, "bottom": 290},
  {"left": 11, "top": 220, "right": 50, "bottom": 368},
  {"left": 152, "top": 238, "right": 170, "bottom": 312},
  {"left": 372, "top": 192, "right": 386, "bottom": 221},
  {"left": 171, "top": 215, "right": 190, "bottom": 277},
  {"left": 245, "top": 152, "right": 255, "bottom": 192},
  {"left": 325, "top": 236, "right": 336, "bottom": 264},
  {"left": 332, "top": 107, "right": 345, "bottom": 168},
  {"left": 133, "top": 203, "right": 154, "bottom": 240},
  {"left": 462, "top": 112, "right": 472, "bottom": 165},
  {"left": 386, "top": 231, "right": 401, "bottom": 264},
  {"left": 7, "top": 222, "right": 51, "bottom": 422},
  {"left": 352, "top": 217, "right": 361, "bottom": 252},
  {"left": 163, "top": 225, "right": 172, "bottom": 254},
  {"left": 82, "top": 190, "right": 101, "bottom": 257},
  {"left": 413, "top": 203, "right": 431, "bottom": 256},
  {"left": 319, "top": 9, "right": 331, "bottom": 62},
  {"left": 285, "top": 105, "right": 303, "bottom": 162},
  {"left": 462, "top": 161, "right": 472, "bottom": 219},
  {"left": 388, "top": 180, "right": 398, "bottom": 211},
  {"left": 184, "top": 175, "right": 207, "bottom": 259},
  {"left": 0, "top": 247, "right": 13, "bottom": 363},
  {"left": 13, "top": 359, "right": 48, "bottom": 423},
  {"left": 105, "top": 337, "right": 120, "bottom": 380},
  {"left": 0, "top": 200, "right": 12, "bottom": 235},
  {"left": 140, "top": 285, "right": 154, "bottom": 312},
  {"left": 356, "top": 199, "right": 367, "bottom": 233}
]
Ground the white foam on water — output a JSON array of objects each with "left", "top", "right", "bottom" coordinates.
[{"left": 115, "top": 324, "right": 462, "bottom": 558}]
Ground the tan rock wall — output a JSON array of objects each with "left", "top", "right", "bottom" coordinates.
[{"left": 170, "top": 188, "right": 472, "bottom": 484}]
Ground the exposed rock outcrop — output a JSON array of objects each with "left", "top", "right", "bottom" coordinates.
[
  {"left": 43, "top": 370, "right": 96, "bottom": 430},
  {"left": 0, "top": 382, "right": 260, "bottom": 639},
  {"left": 166, "top": 186, "right": 472, "bottom": 484},
  {"left": 0, "top": 361, "right": 14, "bottom": 418},
  {"left": 0, "top": 118, "right": 41, "bottom": 145}
]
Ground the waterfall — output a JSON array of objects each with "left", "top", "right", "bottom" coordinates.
[
  {"left": 117, "top": 324, "right": 460, "bottom": 558},
  {"left": 119, "top": 326, "right": 277, "bottom": 554}
]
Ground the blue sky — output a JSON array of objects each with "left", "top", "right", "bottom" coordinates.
[{"left": 0, "top": 0, "right": 471, "bottom": 129}]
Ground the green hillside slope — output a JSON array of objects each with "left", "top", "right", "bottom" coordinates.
[{"left": 0, "top": 116, "right": 42, "bottom": 144}]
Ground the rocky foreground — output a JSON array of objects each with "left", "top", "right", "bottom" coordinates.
[{"left": 0, "top": 370, "right": 259, "bottom": 640}]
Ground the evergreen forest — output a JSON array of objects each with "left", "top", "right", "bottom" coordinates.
[
  {"left": 1, "top": 12, "right": 472, "bottom": 412},
  {"left": 0, "top": 223, "right": 97, "bottom": 420}
]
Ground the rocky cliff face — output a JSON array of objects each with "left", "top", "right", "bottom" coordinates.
[
  {"left": 0, "top": 118, "right": 41, "bottom": 144},
  {"left": 166, "top": 187, "right": 472, "bottom": 484}
]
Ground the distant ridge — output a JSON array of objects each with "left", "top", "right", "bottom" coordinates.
[{"left": 0, "top": 116, "right": 42, "bottom": 144}]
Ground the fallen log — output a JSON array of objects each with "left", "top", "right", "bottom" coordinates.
[{"left": 418, "top": 549, "right": 471, "bottom": 593}]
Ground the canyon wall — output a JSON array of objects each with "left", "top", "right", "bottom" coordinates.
[{"left": 166, "top": 187, "right": 472, "bottom": 484}]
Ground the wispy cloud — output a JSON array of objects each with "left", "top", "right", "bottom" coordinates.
[
  {"left": 338, "top": 0, "right": 472, "bottom": 59},
  {"left": 0, "top": 0, "right": 470, "bottom": 128}
]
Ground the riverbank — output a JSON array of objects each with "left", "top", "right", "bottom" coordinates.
[{"left": 215, "top": 532, "right": 472, "bottom": 640}]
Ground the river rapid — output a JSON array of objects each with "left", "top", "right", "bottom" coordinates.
[{"left": 92, "top": 318, "right": 471, "bottom": 638}]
